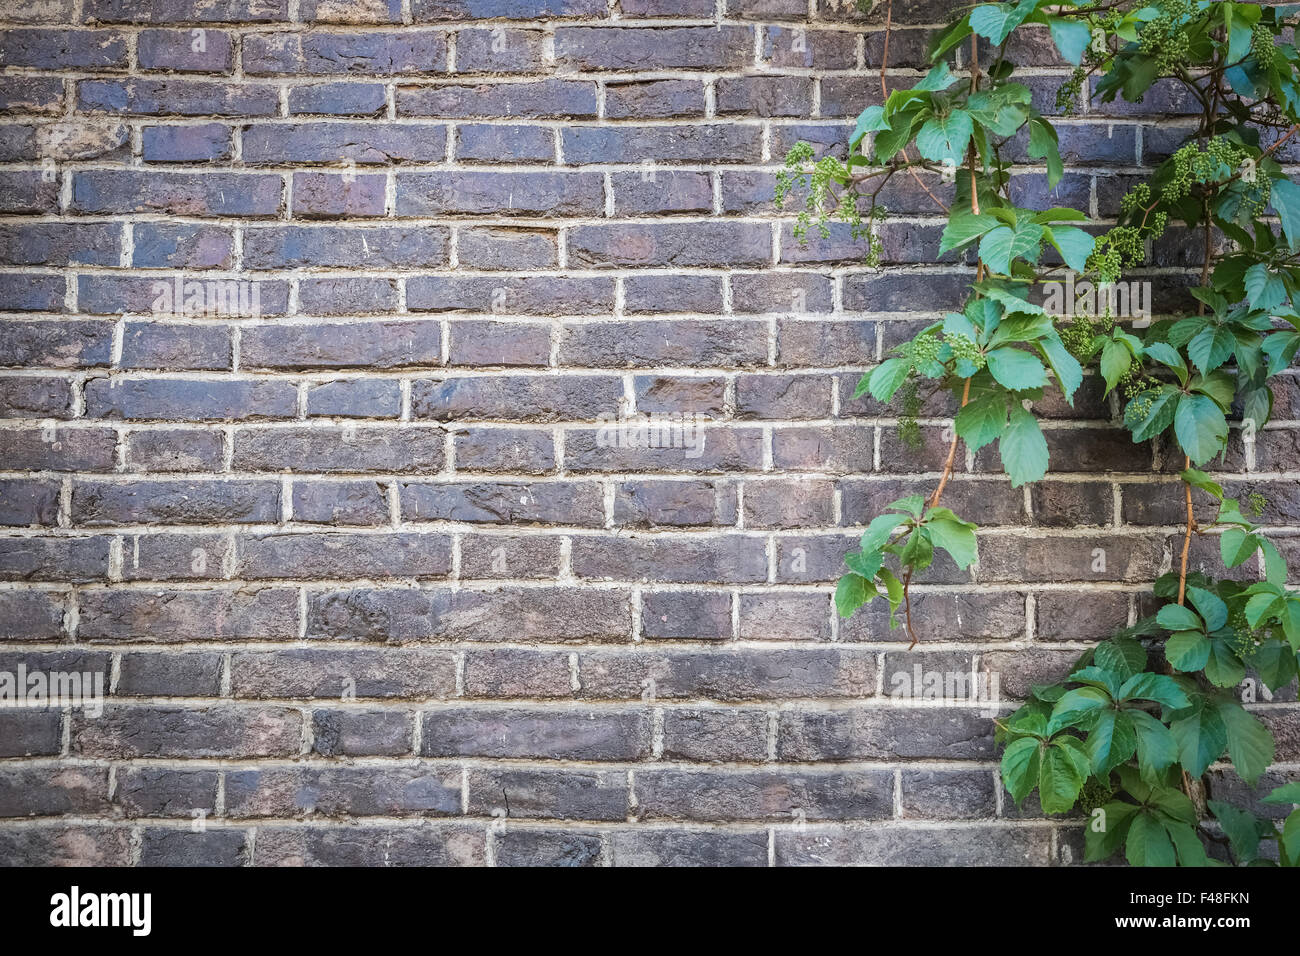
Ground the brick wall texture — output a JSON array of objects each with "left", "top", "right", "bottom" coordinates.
[{"left": 0, "top": 0, "right": 1296, "bottom": 867}]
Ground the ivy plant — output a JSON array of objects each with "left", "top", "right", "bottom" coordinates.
[{"left": 780, "top": 0, "right": 1300, "bottom": 865}]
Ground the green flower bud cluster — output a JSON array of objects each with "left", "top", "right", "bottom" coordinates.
[
  {"left": 1165, "top": 138, "right": 1247, "bottom": 205},
  {"left": 1078, "top": 775, "right": 1117, "bottom": 816},
  {"left": 1246, "top": 491, "right": 1268, "bottom": 518},
  {"left": 1116, "top": 360, "right": 1154, "bottom": 400},
  {"left": 1087, "top": 226, "right": 1147, "bottom": 283},
  {"left": 1252, "top": 23, "right": 1277, "bottom": 69},
  {"left": 1124, "top": 380, "right": 1164, "bottom": 419},
  {"left": 1060, "top": 314, "right": 1103, "bottom": 361},
  {"left": 1228, "top": 609, "right": 1263, "bottom": 656},
  {"left": 1056, "top": 67, "right": 1087, "bottom": 115},
  {"left": 908, "top": 331, "right": 943, "bottom": 366},
  {"left": 946, "top": 332, "right": 985, "bottom": 369},
  {"left": 1138, "top": 0, "right": 1194, "bottom": 75}
]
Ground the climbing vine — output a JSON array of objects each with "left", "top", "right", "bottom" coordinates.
[{"left": 780, "top": 0, "right": 1300, "bottom": 866}]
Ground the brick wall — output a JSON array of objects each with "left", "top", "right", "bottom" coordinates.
[{"left": 0, "top": 0, "right": 1296, "bottom": 867}]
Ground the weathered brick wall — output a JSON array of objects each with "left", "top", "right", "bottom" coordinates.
[{"left": 0, "top": 0, "right": 1295, "bottom": 867}]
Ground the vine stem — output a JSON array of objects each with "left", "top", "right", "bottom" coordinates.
[
  {"left": 878, "top": 0, "right": 950, "bottom": 214},
  {"left": 1178, "top": 454, "right": 1194, "bottom": 607}
]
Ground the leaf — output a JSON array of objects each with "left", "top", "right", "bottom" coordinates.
[
  {"left": 1156, "top": 603, "right": 1202, "bottom": 632},
  {"left": 1145, "top": 342, "right": 1188, "bottom": 385},
  {"left": 1037, "top": 334, "right": 1084, "bottom": 402},
  {"left": 999, "top": 403, "right": 1049, "bottom": 487},
  {"left": 860, "top": 512, "right": 910, "bottom": 554},
  {"left": 886, "top": 494, "right": 928, "bottom": 518},
  {"left": 1216, "top": 699, "right": 1275, "bottom": 786},
  {"left": 1163, "top": 819, "right": 1210, "bottom": 867},
  {"left": 1043, "top": 225, "right": 1095, "bottom": 272},
  {"left": 865, "top": 357, "right": 911, "bottom": 402},
  {"left": 1208, "top": 800, "right": 1267, "bottom": 865},
  {"left": 1125, "top": 810, "right": 1177, "bottom": 867},
  {"left": 1124, "top": 386, "right": 1180, "bottom": 443},
  {"left": 843, "top": 549, "right": 884, "bottom": 580},
  {"left": 914, "top": 61, "right": 958, "bottom": 92},
  {"left": 1179, "top": 467, "right": 1222, "bottom": 499},
  {"left": 926, "top": 516, "right": 978, "bottom": 570},
  {"left": 1086, "top": 708, "right": 1137, "bottom": 775},
  {"left": 1118, "top": 673, "right": 1191, "bottom": 711},
  {"left": 1027, "top": 116, "right": 1063, "bottom": 187},
  {"left": 1261, "top": 782, "right": 1300, "bottom": 805},
  {"left": 1188, "top": 586, "right": 1228, "bottom": 632},
  {"left": 1050, "top": 686, "right": 1112, "bottom": 733},
  {"left": 1270, "top": 177, "right": 1300, "bottom": 249},
  {"left": 1100, "top": 340, "right": 1133, "bottom": 396},
  {"left": 1094, "top": 637, "right": 1147, "bottom": 681},
  {"left": 1174, "top": 393, "right": 1229, "bottom": 466},
  {"left": 978, "top": 222, "right": 1044, "bottom": 274},
  {"left": 1128, "top": 709, "right": 1178, "bottom": 782},
  {"left": 1039, "top": 737, "right": 1089, "bottom": 813},
  {"left": 1220, "top": 527, "right": 1261, "bottom": 569},
  {"left": 1046, "top": 14, "right": 1091, "bottom": 65},
  {"left": 954, "top": 394, "right": 1008, "bottom": 452},
  {"left": 1085, "top": 800, "right": 1138, "bottom": 862},
  {"left": 1186, "top": 326, "right": 1237, "bottom": 375},
  {"left": 1001, "top": 736, "right": 1042, "bottom": 804},
  {"left": 1165, "top": 631, "right": 1211, "bottom": 672},
  {"left": 939, "top": 211, "right": 999, "bottom": 255},
  {"left": 849, "top": 105, "right": 890, "bottom": 151},
  {"left": 834, "top": 573, "right": 876, "bottom": 619},
  {"left": 1203, "top": 637, "right": 1246, "bottom": 688},
  {"left": 916, "top": 109, "right": 974, "bottom": 166},
  {"left": 1244, "top": 262, "right": 1288, "bottom": 310},
  {"left": 1170, "top": 699, "right": 1228, "bottom": 778},
  {"left": 900, "top": 526, "right": 934, "bottom": 571},
  {"left": 970, "top": 0, "right": 1041, "bottom": 45},
  {"left": 986, "top": 347, "right": 1049, "bottom": 390}
]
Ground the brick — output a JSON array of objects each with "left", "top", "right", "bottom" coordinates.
[
  {"left": 78, "top": 587, "right": 298, "bottom": 642},
  {"left": 464, "top": 647, "right": 572, "bottom": 696},
  {"left": 555, "top": 26, "right": 752, "bottom": 70},
  {"left": 0, "top": 590, "right": 67, "bottom": 640},
  {"left": 641, "top": 589, "right": 731, "bottom": 640},
  {"left": 252, "top": 824, "right": 485, "bottom": 866},
  {"left": 231, "top": 647, "right": 457, "bottom": 698},
  {"left": 84, "top": 0, "right": 290, "bottom": 21},
  {"left": 452, "top": 427, "right": 555, "bottom": 473},
  {"left": 0, "top": 768, "right": 110, "bottom": 817},
  {"left": 610, "top": 828, "right": 767, "bottom": 866},
  {"left": 131, "top": 223, "right": 234, "bottom": 269},
  {"left": 0, "top": 825, "right": 131, "bottom": 866},
  {"left": 140, "top": 828, "right": 249, "bottom": 867},
  {"left": 288, "top": 82, "right": 388, "bottom": 115},
  {"left": 633, "top": 376, "right": 727, "bottom": 416},
  {"left": 0, "top": 377, "right": 74, "bottom": 418},
  {"left": 624, "top": 275, "right": 722, "bottom": 314},
  {"left": 0, "top": 479, "right": 59, "bottom": 527},
  {"left": 115, "top": 767, "right": 218, "bottom": 817},
  {"left": 396, "top": 171, "right": 603, "bottom": 217},
  {"left": 305, "top": 379, "right": 402, "bottom": 418},
  {"left": 0, "top": 223, "right": 120, "bottom": 267},
  {"left": 225, "top": 766, "right": 460, "bottom": 816},
  {"left": 71, "top": 479, "right": 278, "bottom": 525},
  {"left": 234, "top": 532, "right": 452, "bottom": 580},
  {"left": 568, "top": 223, "right": 772, "bottom": 269},
  {"left": 0, "top": 536, "right": 112, "bottom": 583},
  {"left": 409, "top": 275, "right": 613, "bottom": 315},
  {"left": 0, "top": 29, "right": 127, "bottom": 68},
  {"left": 0, "top": 427, "right": 118, "bottom": 472},
  {"left": 468, "top": 768, "right": 625, "bottom": 820},
  {"left": 413, "top": 0, "right": 606, "bottom": 17},
  {"left": 571, "top": 534, "right": 767, "bottom": 583},
  {"left": 412, "top": 374, "right": 622, "bottom": 422},
  {"left": 457, "top": 123, "right": 553, "bottom": 163},
  {"left": 85, "top": 379, "right": 297, "bottom": 421},
  {"left": 0, "top": 712, "right": 62, "bottom": 757},
  {"left": 579, "top": 647, "right": 876, "bottom": 700},
  {"left": 70, "top": 704, "right": 303, "bottom": 758},
  {"left": 117, "top": 651, "right": 223, "bottom": 696},
  {"left": 495, "top": 829, "right": 603, "bottom": 866},
  {"left": 611, "top": 171, "right": 714, "bottom": 215},
  {"left": 232, "top": 425, "right": 446, "bottom": 473},
  {"left": 775, "top": 825, "right": 1052, "bottom": 866},
  {"left": 605, "top": 79, "right": 705, "bottom": 119},
  {"left": 72, "top": 170, "right": 283, "bottom": 217},
  {"left": 400, "top": 480, "right": 603, "bottom": 526},
  {"left": 291, "top": 172, "right": 387, "bottom": 218},
  {"left": 662, "top": 707, "right": 768, "bottom": 762},
  {"left": 241, "top": 320, "right": 442, "bottom": 369},
  {"left": 307, "top": 585, "right": 631, "bottom": 642},
  {"left": 242, "top": 123, "right": 447, "bottom": 165},
  {"left": 460, "top": 533, "right": 562, "bottom": 579},
  {"left": 312, "top": 708, "right": 413, "bottom": 756},
  {"left": 456, "top": 227, "right": 558, "bottom": 270},
  {"left": 244, "top": 31, "right": 447, "bottom": 75},
  {"left": 137, "top": 28, "right": 235, "bottom": 72},
  {"left": 635, "top": 768, "right": 893, "bottom": 821},
  {"left": 78, "top": 79, "right": 278, "bottom": 116},
  {"left": 120, "top": 322, "right": 231, "bottom": 370},
  {"left": 779, "top": 707, "right": 996, "bottom": 760},
  {"left": 292, "top": 480, "right": 391, "bottom": 525},
  {"left": 396, "top": 79, "right": 598, "bottom": 119},
  {"left": 141, "top": 123, "right": 230, "bottom": 163},
  {"left": 125, "top": 428, "right": 225, "bottom": 472},
  {"left": 421, "top": 706, "right": 651, "bottom": 760},
  {"left": 563, "top": 124, "right": 761, "bottom": 164},
  {"left": 447, "top": 320, "right": 550, "bottom": 366},
  {"left": 611, "top": 479, "right": 738, "bottom": 528},
  {"left": 455, "top": 27, "right": 546, "bottom": 74}
]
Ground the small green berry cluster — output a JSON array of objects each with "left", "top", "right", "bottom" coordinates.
[
  {"left": 946, "top": 332, "right": 986, "bottom": 370},
  {"left": 1165, "top": 138, "right": 1247, "bottom": 205},
  {"left": 1087, "top": 227, "right": 1147, "bottom": 283},
  {"left": 1078, "top": 774, "right": 1117, "bottom": 816},
  {"left": 907, "top": 331, "right": 943, "bottom": 367},
  {"left": 1252, "top": 23, "right": 1277, "bottom": 69},
  {"left": 1060, "top": 313, "right": 1104, "bottom": 361},
  {"left": 1115, "top": 359, "right": 1155, "bottom": 400},
  {"left": 1138, "top": 0, "right": 1195, "bottom": 75},
  {"left": 1229, "top": 608, "right": 1265, "bottom": 656},
  {"left": 1056, "top": 67, "right": 1086, "bottom": 115},
  {"left": 1246, "top": 491, "right": 1269, "bottom": 518}
]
